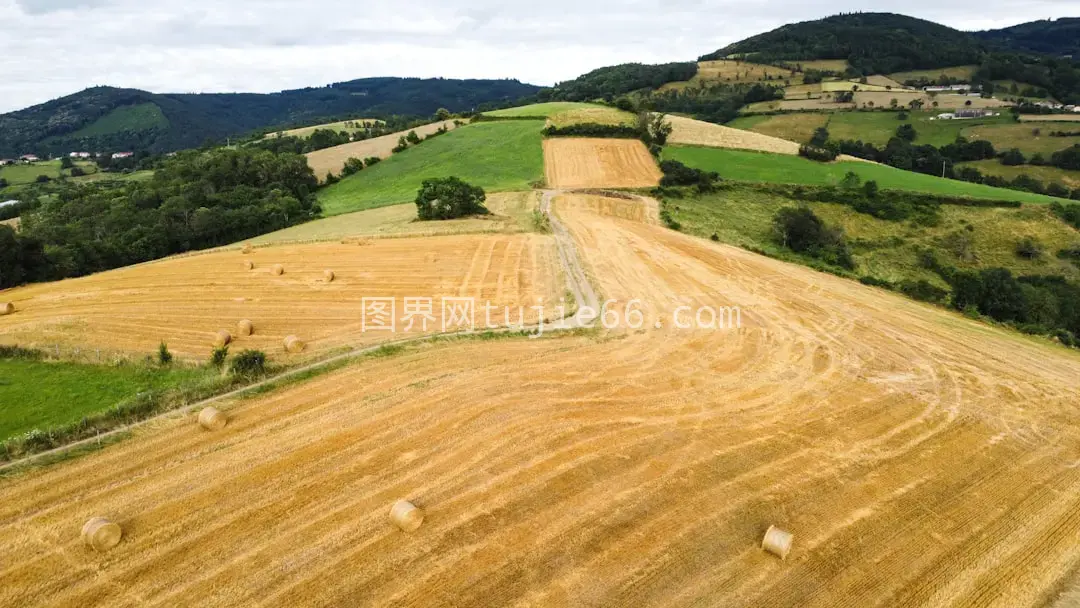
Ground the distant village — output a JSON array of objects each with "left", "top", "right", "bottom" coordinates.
[{"left": 0, "top": 151, "right": 134, "bottom": 166}]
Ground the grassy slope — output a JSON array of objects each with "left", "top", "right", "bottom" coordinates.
[
  {"left": 317, "top": 121, "right": 544, "bottom": 217},
  {"left": 958, "top": 160, "right": 1080, "bottom": 188},
  {"left": 484, "top": 102, "right": 602, "bottom": 118},
  {"left": 0, "top": 159, "right": 98, "bottom": 187},
  {"left": 888, "top": 66, "right": 978, "bottom": 83},
  {"left": 0, "top": 359, "right": 206, "bottom": 441},
  {"left": 667, "top": 185, "right": 1080, "bottom": 288},
  {"left": 727, "top": 113, "right": 829, "bottom": 144},
  {"left": 826, "top": 112, "right": 1011, "bottom": 147},
  {"left": 960, "top": 123, "right": 1080, "bottom": 157},
  {"left": 67, "top": 103, "right": 169, "bottom": 138},
  {"left": 664, "top": 146, "right": 1069, "bottom": 205}
]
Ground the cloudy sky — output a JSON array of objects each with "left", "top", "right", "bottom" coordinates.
[{"left": 1, "top": 0, "right": 1077, "bottom": 113}]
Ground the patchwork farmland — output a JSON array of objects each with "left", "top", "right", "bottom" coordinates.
[{"left": 542, "top": 138, "right": 661, "bottom": 189}]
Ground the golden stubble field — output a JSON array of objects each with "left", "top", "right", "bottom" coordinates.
[
  {"left": 2, "top": 193, "right": 1080, "bottom": 606},
  {"left": 666, "top": 114, "right": 801, "bottom": 155},
  {"left": 0, "top": 234, "right": 562, "bottom": 362},
  {"left": 542, "top": 138, "right": 661, "bottom": 189}
]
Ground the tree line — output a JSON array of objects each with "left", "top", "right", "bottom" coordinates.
[{"left": 0, "top": 147, "right": 318, "bottom": 289}]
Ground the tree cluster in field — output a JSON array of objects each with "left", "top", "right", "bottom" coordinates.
[
  {"left": 540, "top": 124, "right": 642, "bottom": 138},
  {"left": 249, "top": 116, "right": 443, "bottom": 156},
  {"left": 414, "top": 177, "right": 488, "bottom": 221},
  {"left": 658, "top": 160, "right": 721, "bottom": 191},
  {"left": 0, "top": 147, "right": 319, "bottom": 289},
  {"left": 772, "top": 206, "right": 855, "bottom": 269},
  {"left": 798, "top": 144, "right": 839, "bottom": 162}
]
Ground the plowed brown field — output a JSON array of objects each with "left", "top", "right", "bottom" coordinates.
[
  {"left": 0, "top": 234, "right": 561, "bottom": 361},
  {"left": 543, "top": 138, "right": 661, "bottom": 189},
  {"left": 3, "top": 193, "right": 1080, "bottom": 606}
]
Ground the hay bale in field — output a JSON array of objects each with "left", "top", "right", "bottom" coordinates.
[
  {"left": 198, "top": 406, "right": 228, "bottom": 431},
  {"left": 762, "top": 525, "right": 793, "bottom": 559},
  {"left": 284, "top": 335, "right": 305, "bottom": 353},
  {"left": 213, "top": 330, "right": 232, "bottom": 348},
  {"left": 244, "top": 260, "right": 254, "bottom": 270},
  {"left": 389, "top": 500, "right": 424, "bottom": 532},
  {"left": 324, "top": 270, "right": 335, "bottom": 283},
  {"left": 0, "top": 302, "right": 14, "bottom": 315},
  {"left": 82, "top": 517, "right": 123, "bottom": 552},
  {"left": 272, "top": 264, "right": 285, "bottom": 276},
  {"left": 242, "top": 244, "right": 253, "bottom": 254},
  {"left": 237, "top": 319, "right": 254, "bottom": 337}
]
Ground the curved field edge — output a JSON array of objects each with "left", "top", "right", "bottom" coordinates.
[
  {"left": 664, "top": 145, "right": 1070, "bottom": 205},
  {"left": 315, "top": 121, "right": 545, "bottom": 216}
]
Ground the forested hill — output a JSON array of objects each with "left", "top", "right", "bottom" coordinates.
[
  {"left": 0, "top": 77, "right": 540, "bottom": 157},
  {"left": 701, "top": 13, "right": 985, "bottom": 74},
  {"left": 975, "top": 18, "right": 1080, "bottom": 57}
]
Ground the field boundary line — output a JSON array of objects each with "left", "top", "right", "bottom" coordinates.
[{"left": 0, "top": 191, "right": 600, "bottom": 473}]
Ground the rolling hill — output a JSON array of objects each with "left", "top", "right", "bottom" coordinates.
[
  {"left": 975, "top": 18, "right": 1080, "bottom": 57},
  {"left": 0, "top": 78, "right": 541, "bottom": 157}
]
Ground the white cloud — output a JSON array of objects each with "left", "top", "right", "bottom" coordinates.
[{"left": 1, "top": 0, "right": 1078, "bottom": 112}]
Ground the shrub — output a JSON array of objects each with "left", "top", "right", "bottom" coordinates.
[
  {"left": 342, "top": 157, "right": 365, "bottom": 176},
  {"left": 415, "top": 177, "right": 487, "bottom": 220},
  {"left": 157, "top": 341, "right": 173, "bottom": 365},
  {"left": 392, "top": 136, "right": 409, "bottom": 153},
  {"left": 840, "top": 171, "right": 861, "bottom": 190},
  {"left": 900, "top": 279, "right": 949, "bottom": 303},
  {"left": 658, "top": 160, "right": 720, "bottom": 189},
  {"left": 710, "top": 233, "right": 720, "bottom": 242},
  {"left": 895, "top": 123, "right": 917, "bottom": 142},
  {"left": 772, "top": 206, "right": 854, "bottom": 269},
  {"left": 230, "top": 349, "right": 267, "bottom": 378},
  {"left": 1001, "top": 148, "right": 1026, "bottom": 166},
  {"left": 810, "top": 127, "right": 829, "bottom": 147},
  {"left": 406, "top": 130, "right": 421, "bottom": 145},
  {"left": 1016, "top": 236, "right": 1044, "bottom": 260},
  {"left": 541, "top": 123, "right": 642, "bottom": 138},
  {"left": 798, "top": 144, "right": 838, "bottom": 162},
  {"left": 210, "top": 346, "right": 229, "bottom": 368},
  {"left": 363, "top": 156, "right": 381, "bottom": 167},
  {"left": 1047, "top": 183, "right": 1070, "bottom": 199},
  {"left": 324, "top": 172, "right": 340, "bottom": 185}
]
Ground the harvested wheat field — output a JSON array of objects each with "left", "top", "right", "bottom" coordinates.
[
  {"left": 305, "top": 120, "right": 458, "bottom": 179},
  {"left": 667, "top": 114, "right": 800, "bottom": 155},
  {"left": 251, "top": 191, "right": 541, "bottom": 245},
  {"left": 0, "top": 234, "right": 561, "bottom": 361},
  {"left": 543, "top": 138, "right": 661, "bottom": 189},
  {"left": 3, "top": 192, "right": 1080, "bottom": 606}
]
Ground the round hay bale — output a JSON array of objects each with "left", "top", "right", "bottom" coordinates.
[
  {"left": 237, "top": 319, "right": 254, "bottom": 337},
  {"left": 324, "top": 270, "right": 335, "bottom": 283},
  {"left": 762, "top": 525, "right": 793, "bottom": 560},
  {"left": 243, "top": 260, "right": 254, "bottom": 270},
  {"left": 198, "top": 406, "right": 228, "bottom": 431},
  {"left": 0, "top": 302, "right": 14, "bottom": 316},
  {"left": 241, "top": 244, "right": 253, "bottom": 254},
  {"left": 213, "top": 330, "right": 232, "bottom": 348},
  {"left": 272, "top": 264, "right": 284, "bottom": 276},
  {"left": 389, "top": 500, "right": 424, "bottom": 532},
  {"left": 283, "top": 335, "right": 305, "bottom": 353},
  {"left": 82, "top": 517, "right": 122, "bottom": 552}
]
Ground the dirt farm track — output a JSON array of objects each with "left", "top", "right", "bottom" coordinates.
[{"left": 3, "top": 193, "right": 1080, "bottom": 606}]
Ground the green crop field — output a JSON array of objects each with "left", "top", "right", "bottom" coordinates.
[
  {"left": 664, "top": 145, "right": 1070, "bottom": 204},
  {"left": 0, "top": 358, "right": 207, "bottom": 442},
  {"left": 960, "top": 123, "right": 1080, "bottom": 157},
  {"left": 958, "top": 160, "right": 1080, "bottom": 188},
  {"left": 484, "top": 102, "right": 602, "bottom": 118},
  {"left": 728, "top": 113, "right": 829, "bottom": 144},
  {"left": 66, "top": 103, "right": 169, "bottom": 138},
  {"left": 888, "top": 66, "right": 978, "bottom": 84},
  {"left": 825, "top": 111, "right": 1011, "bottom": 147},
  {"left": 0, "top": 159, "right": 98, "bottom": 187},
  {"left": 667, "top": 184, "right": 1080, "bottom": 288},
  {"left": 317, "top": 121, "right": 544, "bottom": 216}
]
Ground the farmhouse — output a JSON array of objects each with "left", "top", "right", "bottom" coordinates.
[
  {"left": 0, "top": 159, "right": 14, "bottom": 166},
  {"left": 68, "top": 151, "right": 92, "bottom": 159},
  {"left": 19, "top": 155, "right": 40, "bottom": 163},
  {"left": 111, "top": 151, "right": 134, "bottom": 159},
  {"left": 925, "top": 85, "right": 971, "bottom": 92}
]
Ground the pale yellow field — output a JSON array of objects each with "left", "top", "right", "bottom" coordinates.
[
  {"left": 662, "top": 60, "right": 802, "bottom": 91},
  {"left": 305, "top": 120, "right": 459, "bottom": 179},
  {"left": 547, "top": 107, "right": 636, "bottom": 128},
  {"left": 542, "top": 138, "right": 661, "bottom": 189},
  {"left": 0, "top": 217, "right": 18, "bottom": 230},
  {"left": 3, "top": 193, "right": 1080, "bottom": 606},
  {"left": 744, "top": 99, "right": 856, "bottom": 112},
  {"left": 0, "top": 234, "right": 561, "bottom": 361},
  {"left": 862, "top": 75, "right": 906, "bottom": 89},
  {"left": 250, "top": 192, "right": 541, "bottom": 245},
  {"left": 737, "top": 113, "right": 829, "bottom": 144},
  {"left": 264, "top": 119, "right": 384, "bottom": 140},
  {"left": 1019, "top": 114, "right": 1080, "bottom": 123},
  {"left": 855, "top": 91, "right": 1013, "bottom": 110},
  {"left": 667, "top": 114, "right": 800, "bottom": 155},
  {"left": 794, "top": 59, "right": 850, "bottom": 72}
]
